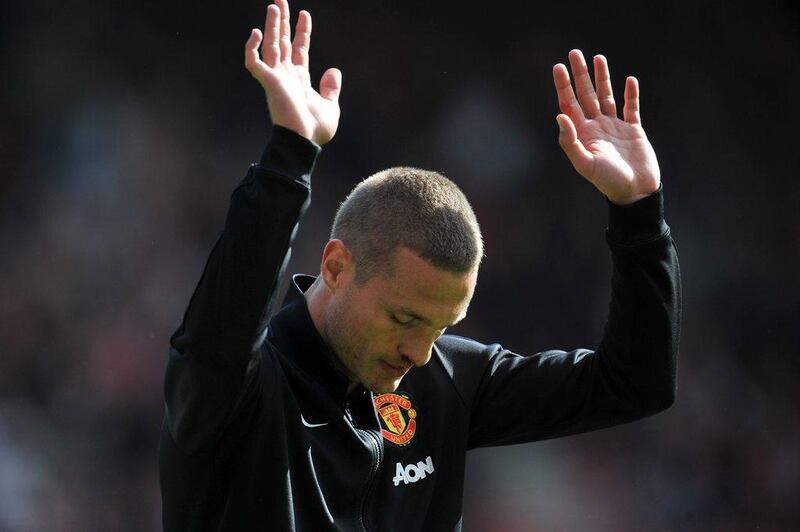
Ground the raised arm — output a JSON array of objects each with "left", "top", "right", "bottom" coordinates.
[
  {"left": 163, "top": 1, "right": 340, "bottom": 453},
  {"left": 455, "top": 51, "right": 680, "bottom": 447}
]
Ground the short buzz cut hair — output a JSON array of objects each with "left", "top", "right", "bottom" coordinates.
[{"left": 330, "top": 166, "right": 483, "bottom": 283}]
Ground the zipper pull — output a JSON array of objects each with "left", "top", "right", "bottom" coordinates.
[{"left": 344, "top": 402, "right": 356, "bottom": 425}]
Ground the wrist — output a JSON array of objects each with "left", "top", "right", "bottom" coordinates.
[
  {"left": 257, "top": 125, "right": 321, "bottom": 186},
  {"left": 606, "top": 180, "right": 661, "bottom": 206},
  {"left": 606, "top": 184, "right": 668, "bottom": 246}
]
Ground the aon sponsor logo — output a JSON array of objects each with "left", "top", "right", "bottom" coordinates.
[{"left": 392, "top": 456, "right": 435, "bottom": 486}]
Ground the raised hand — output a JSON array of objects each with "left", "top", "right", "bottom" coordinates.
[
  {"left": 245, "top": 0, "right": 342, "bottom": 145},
  {"left": 553, "top": 50, "right": 660, "bottom": 205}
]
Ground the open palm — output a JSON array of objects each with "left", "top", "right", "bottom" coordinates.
[
  {"left": 553, "top": 50, "right": 660, "bottom": 205},
  {"left": 245, "top": 0, "right": 341, "bottom": 145}
]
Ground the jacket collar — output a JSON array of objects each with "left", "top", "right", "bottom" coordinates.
[{"left": 267, "top": 274, "right": 355, "bottom": 405}]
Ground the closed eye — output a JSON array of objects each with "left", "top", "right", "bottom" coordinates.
[{"left": 390, "top": 313, "right": 414, "bottom": 326}]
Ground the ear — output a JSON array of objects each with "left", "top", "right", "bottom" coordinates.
[{"left": 319, "top": 239, "right": 353, "bottom": 292}]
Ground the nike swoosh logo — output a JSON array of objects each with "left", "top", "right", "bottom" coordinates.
[{"left": 301, "top": 414, "right": 328, "bottom": 428}]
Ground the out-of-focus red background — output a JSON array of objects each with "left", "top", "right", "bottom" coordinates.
[{"left": 1, "top": 1, "right": 798, "bottom": 529}]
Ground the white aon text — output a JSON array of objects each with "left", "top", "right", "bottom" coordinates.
[{"left": 393, "top": 456, "right": 435, "bottom": 486}]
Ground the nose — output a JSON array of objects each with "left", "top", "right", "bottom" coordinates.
[{"left": 398, "top": 335, "right": 435, "bottom": 367}]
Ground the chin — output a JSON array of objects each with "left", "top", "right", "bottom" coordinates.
[{"left": 369, "top": 379, "right": 401, "bottom": 394}]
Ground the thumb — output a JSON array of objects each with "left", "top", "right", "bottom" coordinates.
[
  {"left": 319, "top": 68, "right": 342, "bottom": 103},
  {"left": 556, "top": 114, "right": 593, "bottom": 176}
]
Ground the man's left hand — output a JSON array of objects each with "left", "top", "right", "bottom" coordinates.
[{"left": 553, "top": 50, "right": 660, "bottom": 206}]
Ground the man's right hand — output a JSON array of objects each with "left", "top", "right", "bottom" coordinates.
[{"left": 245, "top": 0, "right": 342, "bottom": 145}]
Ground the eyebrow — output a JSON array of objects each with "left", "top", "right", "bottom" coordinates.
[{"left": 396, "top": 307, "right": 465, "bottom": 329}]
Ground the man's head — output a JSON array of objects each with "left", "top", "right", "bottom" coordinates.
[
  {"left": 306, "top": 167, "right": 483, "bottom": 393},
  {"left": 331, "top": 166, "right": 483, "bottom": 282}
]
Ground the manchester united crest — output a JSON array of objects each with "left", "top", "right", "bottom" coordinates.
[{"left": 374, "top": 392, "right": 417, "bottom": 446}]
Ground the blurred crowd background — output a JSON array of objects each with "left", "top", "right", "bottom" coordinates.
[{"left": 1, "top": 0, "right": 798, "bottom": 530}]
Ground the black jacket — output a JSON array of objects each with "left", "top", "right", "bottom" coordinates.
[{"left": 159, "top": 126, "right": 681, "bottom": 531}]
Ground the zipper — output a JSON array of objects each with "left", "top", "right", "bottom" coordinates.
[
  {"left": 344, "top": 390, "right": 384, "bottom": 532},
  {"left": 358, "top": 428, "right": 383, "bottom": 532}
]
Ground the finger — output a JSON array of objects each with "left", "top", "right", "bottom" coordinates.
[
  {"left": 260, "top": 4, "right": 280, "bottom": 68},
  {"left": 319, "top": 68, "right": 342, "bottom": 102},
  {"left": 277, "top": 0, "right": 292, "bottom": 62},
  {"left": 593, "top": 55, "right": 617, "bottom": 117},
  {"left": 556, "top": 114, "right": 594, "bottom": 176},
  {"left": 245, "top": 29, "right": 265, "bottom": 73},
  {"left": 568, "top": 49, "right": 601, "bottom": 119},
  {"left": 552, "top": 63, "right": 585, "bottom": 123},
  {"left": 623, "top": 76, "right": 641, "bottom": 125},
  {"left": 292, "top": 10, "right": 311, "bottom": 69}
]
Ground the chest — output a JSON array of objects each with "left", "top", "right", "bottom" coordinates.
[{"left": 255, "top": 359, "right": 470, "bottom": 530}]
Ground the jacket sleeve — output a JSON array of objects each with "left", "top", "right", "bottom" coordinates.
[
  {"left": 457, "top": 186, "right": 681, "bottom": 449},
  {"left": 163, "top": 126, "right": 320, "bottom": 453}
]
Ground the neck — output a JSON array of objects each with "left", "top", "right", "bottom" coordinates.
[
  {"left": 303, "top": 276, "right": 329, "bottom": 343},
  {"left": 303, "top": 277, "right": 360, "bottom": 389}
]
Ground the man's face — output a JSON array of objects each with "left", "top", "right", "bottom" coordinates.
[{"left": 323, "top": 246, "right": 477, "bottom": 393}]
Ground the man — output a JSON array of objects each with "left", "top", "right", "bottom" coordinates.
[{"left": 159, "top": 1, "right": 681, "bottom": 530}]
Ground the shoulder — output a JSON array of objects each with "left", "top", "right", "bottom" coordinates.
[
  {"left": 433, "top": 334, "right": 504, "bottom": 381},
  {"left": 429, "top": 334, "right": 503, "bottom": 412},
  {"left": 435, "top": 334, "right": 502, "bottom": 358},
  {"left": 433, "top": 334, "right": 503, "bottom": 382},
  {"left": 436, "top": 334, "right": 492, "bottom": 356}
]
